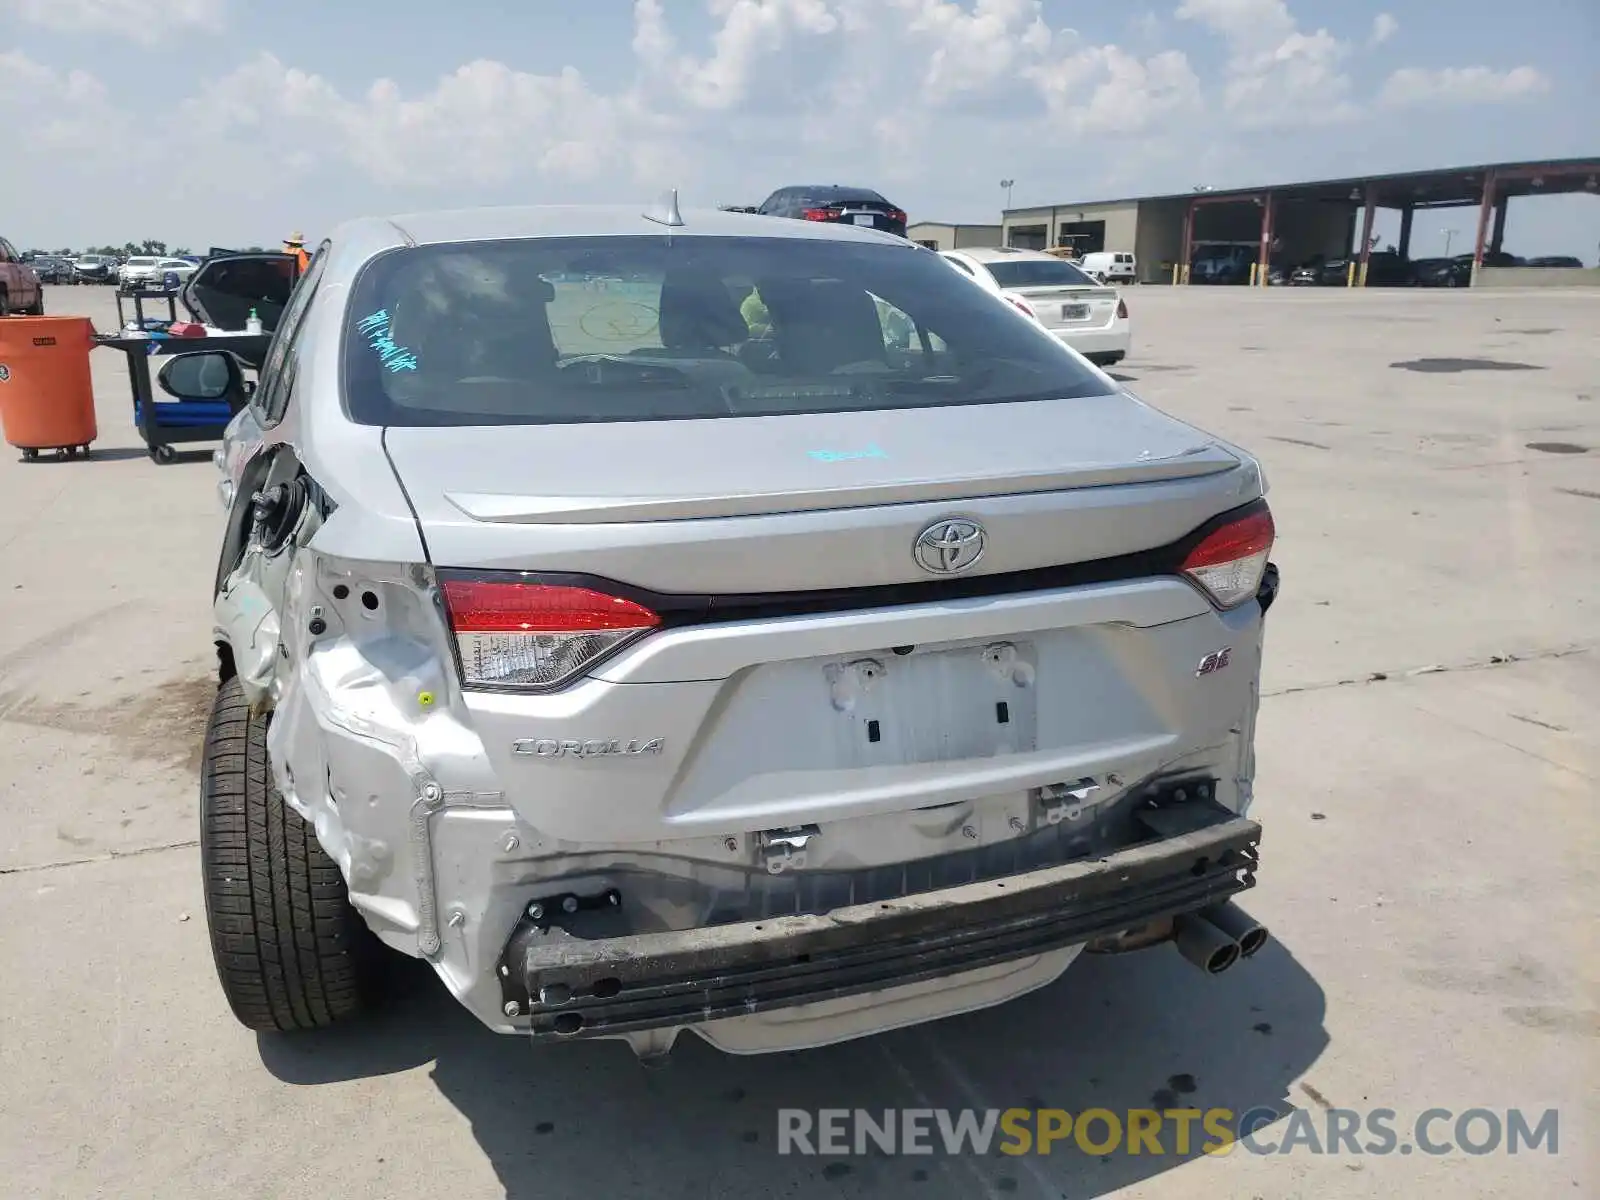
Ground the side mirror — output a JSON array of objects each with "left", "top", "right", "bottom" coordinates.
[{"left": 158, "top": 350, "right": 242, "bottom": 401}]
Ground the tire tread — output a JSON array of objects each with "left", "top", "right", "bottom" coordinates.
[{"left": 199, "top": 678, "right": 374, "bottom": 1032}]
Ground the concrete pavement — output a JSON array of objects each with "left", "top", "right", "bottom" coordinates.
[{"left": 1, "top": 283, "right": 1595, "bottom": 1199}]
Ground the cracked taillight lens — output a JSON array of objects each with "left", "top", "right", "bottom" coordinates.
[
  {"left": 440, "top": 579, "right": 660, "bottom": 689},
  {"left": 1180, "top": 507, "right": 1275, "bottom": 609}
]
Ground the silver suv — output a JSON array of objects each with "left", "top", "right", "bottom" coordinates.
[{"left": 182, "top": 199, "right": 1279, "bottom": 1061}]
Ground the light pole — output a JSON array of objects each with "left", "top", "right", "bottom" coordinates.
[{"left": 1000, "top": 179, "right": 1014, "bottom": 209}]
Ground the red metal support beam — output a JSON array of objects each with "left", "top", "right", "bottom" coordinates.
[
  {"left": 1257, "top": 192, "right": 1275, "bottom": 286},
  {"left": 1357, "top": 188, "right": 1377, "bottom": 286},
  {"left": 1180, "top": 199, "right": 1196, "bottom": 284},
  {"left": 1471, "top": 169, "right": 1498, "bottom": 285}
]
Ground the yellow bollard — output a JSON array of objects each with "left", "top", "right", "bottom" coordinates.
[
  {"left": 1346, "top": 261, "right": 1356, "bottom": 287},
  {"left": 1359, "top": 261, "right": 1369, "bottom": 287},
  {"left": 1171, "top": 262, "right": 1180, "bottom": 285},
  {"left": 1249, "top": 262, "right": 1258, "bottom": 286}
]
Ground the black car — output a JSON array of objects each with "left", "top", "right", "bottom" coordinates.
[
  {"left": 1412, "top": 257, "right": 1474, "bottom": 287},
  {"left": 1290, "top": 251, "right": 1413, "bottom": 287},
  {"left": 754, "top": 185, "right": 908, "bottom": 237},
  {"left": 1190, "top": 245, "right": 1255, "bottom": 284},
  {"left": 31, "top": 256, "right": 74, "bottom": 284},
  {"left": 1526, "top": 255, "right": 1585, "bottom": 269},
  {"left": 1412, "top": 251, "right": 1520, "bottom": 287}
]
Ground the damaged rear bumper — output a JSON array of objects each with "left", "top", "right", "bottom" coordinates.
[{"left": 503, "top": 798, "right": 1260, "bottom": 1043}]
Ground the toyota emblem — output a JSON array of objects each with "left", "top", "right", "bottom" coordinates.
[{"left": 913, "top": 518, "right": 986, "bottom": 574}]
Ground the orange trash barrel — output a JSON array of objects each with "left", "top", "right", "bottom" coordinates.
[{"left": 0, "top": 316, "right": 98, "bottom": 460}]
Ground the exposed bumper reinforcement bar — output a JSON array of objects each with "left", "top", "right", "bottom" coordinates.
[{"left": 509, "top": 799, "right": 1260, "bottom": 1042}]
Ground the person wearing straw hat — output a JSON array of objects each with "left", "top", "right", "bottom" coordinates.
[{"left": 282, "top": 231, "right": 310, "bottom": 274}]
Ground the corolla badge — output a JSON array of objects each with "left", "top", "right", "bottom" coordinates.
[
  {"left": 913, "top": 517, "right": 986, "bottom": 575},
  {"left": 513, "top": 737, "right": 665, "bottom": 759}
]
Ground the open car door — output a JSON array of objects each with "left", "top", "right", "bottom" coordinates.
[{"left": 181, "top": 251, "right": 299, "bottom": 365}]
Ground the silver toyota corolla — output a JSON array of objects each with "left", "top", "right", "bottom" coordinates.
[{"left": 181, "top": 196, "right": 1279, "bottom": 1061}]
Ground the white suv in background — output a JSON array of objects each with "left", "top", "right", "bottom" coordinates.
[{"left": 941, "top": 247, "right": 1132, "bottom": 368}]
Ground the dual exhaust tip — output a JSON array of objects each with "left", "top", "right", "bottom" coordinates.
[{"left": 1173, "top": 902, "right": 1269, "bottom": 975}]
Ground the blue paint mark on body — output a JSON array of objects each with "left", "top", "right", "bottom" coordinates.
[
  {"left": 808, "top": 444, "right": 888, "bottom": 463},
  {"left": 356, "top": 309, "right": 419, "bottom": 373}
]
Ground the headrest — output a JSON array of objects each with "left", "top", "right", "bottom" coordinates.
[{"left": 658, "top": 269, "right": 748, "bottom": 349}]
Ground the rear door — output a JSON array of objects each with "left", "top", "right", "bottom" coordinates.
[{"left": 180, "top": 251, "right": 299, "bottom": 337}]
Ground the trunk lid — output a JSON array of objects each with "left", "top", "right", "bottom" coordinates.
[
  {"left": 385, "top": 394, "right": 1247, "bottom": 593},
  {"left": 1008, "top": 284, "right": 1118, "bottom": 332}
]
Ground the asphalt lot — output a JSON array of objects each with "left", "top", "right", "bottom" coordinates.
[{"left": 1, "top": 282, "right": 1596, "bottom": 1199}]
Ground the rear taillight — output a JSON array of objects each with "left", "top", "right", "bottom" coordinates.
[
  {"left": 1004, "top": 294, "right": 1038, "bottom": 321},
  {"left": 1180, "top": 506, "right": 1275, "bottom": 609},
  {"left": 802, "top": 208, "right": 834, "bottom": 222},
  {"left": 887, "top": 208, "right": 907, "bottom": 224},
  {"left": 440, "top": 578, "right": 660, "bottom": 690},
  {"left": 1116, "top": 298, "right": 1128, "bottom": 319}
]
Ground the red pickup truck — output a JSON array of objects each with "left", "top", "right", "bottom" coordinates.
[{"left": 0, "top": 238, "right": 46, "bottom": 316}]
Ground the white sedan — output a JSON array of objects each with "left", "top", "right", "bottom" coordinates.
[
  {"left": 939, "top": 247, "right": 1131, "bottom": 367},
  {"left": 118, "top": 256, "right": 200, "bottom": 292}
]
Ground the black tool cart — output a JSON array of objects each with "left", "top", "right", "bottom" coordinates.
[{"left": 92, "top": 251, "right": 298, "bottom": 463}]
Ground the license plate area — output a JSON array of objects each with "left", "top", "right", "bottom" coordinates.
[
  {"left": 1061, "top": 303, "right": 1090, "bottom": 321},
  {"left": 851, "top": 213, "right": 877, "bottom": 226},
  {"left": 825, "top": 641, "right": 1039, "bottom": 765}
]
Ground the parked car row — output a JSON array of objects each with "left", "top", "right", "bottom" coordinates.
[
  {"left": 1191, "top": 245, "right": 1589, "bottom": 288},
  {"left": 2, "top": 246, "right": 221, "bottom": 311},
  {"left": 117, "top": 255, "right": 201, "bottom": 293}
]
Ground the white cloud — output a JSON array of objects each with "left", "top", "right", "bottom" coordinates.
[
  {"left": 1174, "top": 0, "right": 1294, "bottom": 50},
  {"left": 633, "top": 0, "right": 841, "bottom": 110},
  {"left": 1379, "top": 65, "right": 1550, "bottom": 108},
  {"left": 1030, "top": 45, "right": 1202, "bottom": 135},
  {"left": 891, "top": 0, "right": 1053, "bottom": 98},
  {"left": 0, "top": 0, "right": 1577, "bottom": 246},
  {"left": 180, "top": 54, "right": 656, "bottom": 188},
  {"left": 1369, "top": 13, "right": 1398, "bottom": 45},
  {"left": 0, "top": 0, "right": 224, "bottom": 44},
  {"left": 0, "top": 50, "right": 128, "bottom": 151},
  {"left": 1177, "top": 0, "right": 1354, "bottom": 127}
]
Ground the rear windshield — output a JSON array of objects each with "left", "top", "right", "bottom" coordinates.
[
  {"left": 342, "top": 236, "right": 1113, "bottom": 427},
  {"left": 985, "top": 259, "right": 1096, "bottom": 288},
  {"left": 798, "top": 187, "right": 888, "bottom": 206}
]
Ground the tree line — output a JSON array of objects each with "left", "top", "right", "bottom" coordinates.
[{"left": 27, "top": 240, "right": 269, "bottom": 258}]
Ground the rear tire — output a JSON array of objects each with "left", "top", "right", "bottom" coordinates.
[{"left": 200, "top": 676, "right": 380, "bottom": 1032}]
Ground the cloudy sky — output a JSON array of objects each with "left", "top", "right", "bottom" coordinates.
[{"left": 2, "top": 0, "right": 1595, "bottom": 259}]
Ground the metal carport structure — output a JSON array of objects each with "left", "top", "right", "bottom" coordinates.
[{"left": 1173, "top": 156, "right": 1600, "bottom": 286}]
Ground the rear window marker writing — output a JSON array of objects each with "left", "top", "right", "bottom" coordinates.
[{"left": 355, "top": 309, "right": 418, "bottom": 373}]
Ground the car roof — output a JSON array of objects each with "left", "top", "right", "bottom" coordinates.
[
  {"left": 944, "top": 247, "right": 1069, "bottom": 265},
  {"left": 340, "top": 204, "right": 909, "bottom": 249}
]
